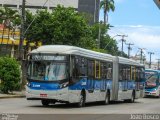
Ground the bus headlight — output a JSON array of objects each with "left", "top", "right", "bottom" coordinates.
[
  {"left": 60, "top": 82, "right": 69, "bottom": 88},
  {"left": 27, "top": 82, "right": 31, "bottom": 87}
]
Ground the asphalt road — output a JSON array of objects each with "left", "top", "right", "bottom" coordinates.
[{"left": 0, "top": 97, "right": 160, "bottom": 120}]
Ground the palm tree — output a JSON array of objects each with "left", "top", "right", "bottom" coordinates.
[{"left": 100, "top": 0, "right": 115, "bottom": 25}]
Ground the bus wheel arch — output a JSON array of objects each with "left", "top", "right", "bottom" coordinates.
[{"left": 77, "top": 89, "right": 86, "bottom": 107}]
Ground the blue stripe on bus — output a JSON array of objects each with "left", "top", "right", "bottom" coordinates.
[
  {"left": 68, "top": 79, "right": 113, "bottom": 90},
  {"left": 28, "top": 80, "right": 140, "bottom": 91},
  {"left": 28, "top": 82, "right": 60, "bottom": 90}
]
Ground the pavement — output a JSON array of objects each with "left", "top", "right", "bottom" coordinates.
[{"left": 0, "top": 91, "right": 25, "bottom": 99}]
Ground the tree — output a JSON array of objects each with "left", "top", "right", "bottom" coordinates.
[
  {"left": 25, "top": 5, "right": 96, "bottom": 49},
  {"left": 100, "top": 0, "right": 115, "bottom": 25},
  {"left": 0, "top": 57, "right": 21, "bottom": 93}
]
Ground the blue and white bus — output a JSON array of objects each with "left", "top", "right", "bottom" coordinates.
[
  {"left": 145, "top": 69, "right": 160, "bottom": 97},
  {"left": 26, "top": 45, "right": 145, "bottom": 107}
]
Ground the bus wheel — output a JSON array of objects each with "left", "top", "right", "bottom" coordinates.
[
  {"left": 103, "top": 92, "right": 110, "bottom": 105},
  {"left": 41, "top": 100, "right": 50, "bottom": 106},
  {"left": 77, "top": 93, "right": 85, "bottom": 107}
]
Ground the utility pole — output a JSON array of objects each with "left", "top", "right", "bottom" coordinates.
[
  {"left": 118, "top": 34, "right": 128, "bottom": 56},
  {"left": 18, "top": 0, "right": 26, "bottom": 90},
  {"left": 126, "top": 43, "right": 134, "bottom": 58},
  {"left": 156, "top": 59, "right": 160, "bottom": 70},
  {"left": 98, "top": 21, "right": 103, "bottom": 49},
  {"left": 18, "top": 0, "right": 26, "bottom": 60},
  {"left": 138, "top": 48, "right": 145, "bottom": 64},
  {"left": 148, "top": 52, "right": 154, "bottom": 68}
]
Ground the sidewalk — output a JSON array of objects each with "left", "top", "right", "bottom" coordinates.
[{"left": 0, "top": 91, "right": 25, "bottom": 99}]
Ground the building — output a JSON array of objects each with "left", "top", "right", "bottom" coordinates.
[
  {"left": 0, "top": 25, "right": 40, "bottom": 58},
  {"left": 0, "top": 0, "right": 100, "bottom": 25}
]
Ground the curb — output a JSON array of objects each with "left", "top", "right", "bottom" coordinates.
[{"left": 0, "top": 95, "right": 26, "bottom": 99}]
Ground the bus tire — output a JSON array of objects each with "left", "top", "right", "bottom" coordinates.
[
  {"left": 77, "top": 91, "right": 85, "bottom": 107},
  {"left": 41, "top": 100, "right": 50, "bottom": 106},
  {"left": 103, "top": 92, "right": 110, "bottom": 105}
]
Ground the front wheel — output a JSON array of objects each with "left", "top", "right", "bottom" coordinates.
[{"left": 41, "top": 100, "right": 50, "bottom": 106}]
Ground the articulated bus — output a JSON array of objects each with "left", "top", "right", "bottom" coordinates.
[
  {"left": 26, "top": 45, "right": 145, "bottom": 107},
  {"left": 145, "top": 69, "right": 160, "bottom": 97}
]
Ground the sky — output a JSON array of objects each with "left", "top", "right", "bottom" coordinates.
[{"left": 99, "top": 0, "right": 160, "bottom": 63}]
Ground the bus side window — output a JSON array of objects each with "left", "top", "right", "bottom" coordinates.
[
  {"left": 131, "top": 66, "right": 136, "bottom": 81},
  {"left": 119, "top": 64, "right": 123, "bottom": 80},
  {"left": 80, "top": 57, "right": 87, "bottom": 76},
  {"left": 107, "top": 63, "right": 112, "bottom": 80},
  {"left": 72, "top": 56, "right": 79, "bottom": 78},
  {"left": 88, "top": 60, "right": 94, "bottom": 78},
  {"left": 101, "top": 62, "right": 106, "bottom": 79},
  {"left": 126, "top": 65, "right": 131, "bottom": 80},
  {"left": 95, "top": 61, "right": 100, "bottom": 79}
]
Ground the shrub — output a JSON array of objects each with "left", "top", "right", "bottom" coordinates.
[{"left": 0, "top": 57, "right": 21, "bottom": 93}]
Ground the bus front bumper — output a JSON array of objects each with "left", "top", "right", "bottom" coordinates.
[
  {"left": 25, "top": 86, "right": 69, "bottom": 102},
  {"left": 145, "top": 91, "right": 159, "bottom": 97}
]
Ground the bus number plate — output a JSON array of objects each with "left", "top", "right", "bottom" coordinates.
[{"left": 40, "top": 94, "right": 47, "bottom": 97}]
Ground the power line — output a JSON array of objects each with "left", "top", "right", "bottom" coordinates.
[
  {"left": 18, "top": 0, "right": 49, "bottom": 60},
  {"left": 23, "top": 0, "right": 49, "bottom": 36}
]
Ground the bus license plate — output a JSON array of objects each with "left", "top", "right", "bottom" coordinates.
[{"left": 40, "top": 94, "right": 47, "bottom": 97}]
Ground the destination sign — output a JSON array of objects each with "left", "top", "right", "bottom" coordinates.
[{"left": 31, "top": 55, "right": 66, "bottom": 61}]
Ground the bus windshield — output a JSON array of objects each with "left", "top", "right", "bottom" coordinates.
[
  {"left": 28, "top": 61, "right": 68, "bottom": 81},
  {"left": 28, "top": 55, "right": 68, "bottom": 81},
  {"left": 145, "top": 71, "right": 158, "bottom": 88}
]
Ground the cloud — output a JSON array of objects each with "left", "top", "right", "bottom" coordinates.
[{"left": 108, "top": 25, "right": 160, "bottom": 62}]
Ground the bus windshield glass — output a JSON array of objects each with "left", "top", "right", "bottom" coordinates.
[
  {"left": 28, "top": 55, "right": 68, "bottom": 81},
  {"left": 145, "top": 71, "right": 158, "bottom": 88}
]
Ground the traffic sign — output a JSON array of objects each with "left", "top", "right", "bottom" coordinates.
[{"left": 154, "top": 0, "right": 160, "bottom": 9}]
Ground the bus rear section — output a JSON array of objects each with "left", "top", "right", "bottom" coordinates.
[
  {"left": 145, "top": 70, "right": 160, "bottom": 97},
  {"left": 112, "top": 57, "right": 145, "bottom": 102}
]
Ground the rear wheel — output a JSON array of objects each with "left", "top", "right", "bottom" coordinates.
[{"left": 41, "top": 100, "right": 50, "bottom": 106}]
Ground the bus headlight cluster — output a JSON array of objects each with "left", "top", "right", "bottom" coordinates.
[
  {"left": 27, "top": 82, "right": 31, "bottom": 87},
  {"left": 60, "top": 82, "right": 69, "bottom": 88}
]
